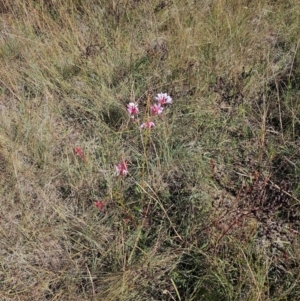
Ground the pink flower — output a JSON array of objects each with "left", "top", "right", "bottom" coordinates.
[
  {"left": 115, "top": 160, "right": 128, "bottom": 176},
  {"left": 140, "top": 121, "right": 155, "bottom": 129},
  {"left": 74, "top": 147, "right": 86, "bottom": 162},
  {"left": 155, "top": 93, "right": 172, "bottom": 105},
  {"left": 150, "top": 103, "right": 163, "bottom": 115},
  {"left": 127, "top": 102, "right": 139, "bottom": 118},
  {"left": 94, "top": 200, "right": 105, "bottom": 212}
]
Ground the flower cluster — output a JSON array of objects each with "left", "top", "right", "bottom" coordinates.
[
  {"left": 92, "top": 92, "right": 173, "bottom": 210},
  {"left": 126, "top": 92, "right": 172, "bottom": 130},
  {"left": 114, "top": 92, "right": 173, "bottom": 178}
]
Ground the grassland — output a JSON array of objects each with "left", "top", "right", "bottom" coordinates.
[{"left": 0, "top": 0, "right": 299, "bottom": 300}]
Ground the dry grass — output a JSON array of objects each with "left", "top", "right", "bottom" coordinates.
[{"left": 0, "top": 0, "right": 299, "bottom": 300}]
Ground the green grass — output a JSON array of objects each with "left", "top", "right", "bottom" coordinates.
[{"left": 0, "top": 0, "right": 300, "bottom": 300}]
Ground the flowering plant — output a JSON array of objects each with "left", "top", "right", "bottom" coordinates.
[{"left": 109, "top": 93, "right": 173, "bottom": 213}]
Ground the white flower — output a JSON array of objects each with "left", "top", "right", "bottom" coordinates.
[
  {"left": 127, "top": 102, "right": 139, "bottom": 117},
  {"left": 155, "top": 93, "right": 172, "bottom": 105}
]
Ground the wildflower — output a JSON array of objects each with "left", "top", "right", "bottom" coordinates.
[
  {"left": 94, "top": 200, "right": 105, "bottom": 212},
  {"left": 140, "top": 121, "right": 155, "bottom": 129},
  {"left": 150, "top": 103, "right": 163, "bottom": 115},
  {"left": 127, "top": 102, "right": 139, "bottom": 118},
  {"left": 115, "top": 160, "right": 128, "bottom": 176},
  {"left": 155, "top": 93, "right": 172, "bottom": 105},
  {"left": 74, "top": 147, "right": 86, "bottom": 162}
]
